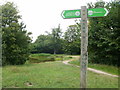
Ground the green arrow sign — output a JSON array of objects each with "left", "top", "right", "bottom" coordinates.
[
  {"left": 88, "top": 8, "right": 109, "bottom": 17},
  {"left": 61, "top": 8, "right": 109, "bottom": 19},
  {"left": 61, "top": 9, "right": 80, "bottom": 19}
]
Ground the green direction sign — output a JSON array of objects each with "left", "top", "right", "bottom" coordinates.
[
  {"left": 61, "top": 8, "right": 109, "bottom": 19},
  {"left": 61, "top": 9, "right": 80, "bottom": 19},
  {"left": 88, "top": 8, "right": 109, "bottom": 17}
]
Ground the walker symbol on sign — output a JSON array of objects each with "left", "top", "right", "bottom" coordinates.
[
  {"left": 75, "top": 11, "right": 80, "bottom": 16},
  {"left": 88, "top": 10, "right": 93, "bottom": 15}
]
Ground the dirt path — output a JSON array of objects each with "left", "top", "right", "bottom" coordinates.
[{"left": 62, "top": 56, "right": 119, "bottom": 78}]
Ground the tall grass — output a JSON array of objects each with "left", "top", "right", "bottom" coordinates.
[{"left": 69, "top": 59, "right": 118, "bottom": 75}]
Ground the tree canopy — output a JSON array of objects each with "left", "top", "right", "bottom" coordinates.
[
  {"left": 1, "top": 2, "right": 32, "bottom": 65},
  {"left": 88, "top": 1, "right": 120, "bottom": 66}
]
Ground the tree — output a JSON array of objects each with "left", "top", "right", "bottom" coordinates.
[
  {"left": 1, "top": 2, "right": 32, "bottom": 65},
  {"left": 88, "top": 1, "right": 120, "bottom": 66},
  {"left": 32, "top": 25, "right": 64, "bottom": 54},
  {"left": 64, "top": 24, "right": 80, "bottom": 55},
  {"left": 51, "top": 24, "right": 62, "bottom": 54},
  {"left": 31, "top": 34, "right": 54, "bottom": 54}
]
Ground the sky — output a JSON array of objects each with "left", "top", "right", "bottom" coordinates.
[{"left": 0, "top": 0, "right": 112, "bottom": 42}]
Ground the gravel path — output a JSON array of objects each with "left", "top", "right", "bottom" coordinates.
[{"left": 62, "top": 56, "right": 119, "bottom": 78}]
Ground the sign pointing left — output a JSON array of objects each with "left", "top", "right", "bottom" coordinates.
[{"left": 61, "top": 9, "right": 80, "bottom": 19}]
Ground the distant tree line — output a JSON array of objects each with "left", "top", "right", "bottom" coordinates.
[{"left": 31, "top": 24, "right": 80, "bottom": 55}]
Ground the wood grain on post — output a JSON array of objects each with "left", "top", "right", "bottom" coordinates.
[{"left": 80, "top": 6, "right": 88, "bottom": 89}]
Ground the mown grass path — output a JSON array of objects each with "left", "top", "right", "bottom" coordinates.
[{"left": 63, "top": 56, "right": 119, "bottom": 77}]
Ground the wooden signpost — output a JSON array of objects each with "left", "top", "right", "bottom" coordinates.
[
  {"left": 80, "top": 6, "right": 88, "bottom": 88},
  {"left": 61, "top": 6, "right": 108, "bottom": 88}
]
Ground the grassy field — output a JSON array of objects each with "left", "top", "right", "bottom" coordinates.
[
  {"left": 69, "top": 59, "right": 118, "bottom": 75},
  {"left": 2, "top": 61, "right": 118, "bottom": 88}
]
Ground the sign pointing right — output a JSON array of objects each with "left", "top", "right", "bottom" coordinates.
[{"left": 88, "top": 8, "right": 109, "bottom": 17}]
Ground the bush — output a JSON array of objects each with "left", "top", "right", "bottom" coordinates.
[
  {"left": 88, "top": 2, "right": 119, "bottom": 66},
  {"left": 29, "top": 54, "right": 55, "bottom": 63}
]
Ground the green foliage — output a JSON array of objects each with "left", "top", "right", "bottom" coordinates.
[
  {"left": 29, "top": 56, "right": 55, "bottom": 63},
  {"left": 31, "top": 53, "right": 52, "bottom": 57},
  {"left": 31, "top": 25, "right": 64, "bottom": 54},
  {"left": 29, "top": 53, "right": 73, "bottom": 63},
  {"left": 31, "top": 35, "right": 54, "bottom": 53},
  {"left": 29, "top": 53, "right": 65, "bottom": 63},
  {"left": 31, "top": 23, "right": 81, "bottom": 55},
  {"left": 1, "top": 2, "right": 32, "bottom": 65},
  {"left": 63, "top": 25, "right": 80, "bottom": 55},
  {"left": 51, "top": 24, "right": 62, "bottom": 54},
  {"left": 88, "top": 1, "right": 120, "bottom": 66},
  {"left": 63, "top": 56, "right": 73, "bottom": 60}
]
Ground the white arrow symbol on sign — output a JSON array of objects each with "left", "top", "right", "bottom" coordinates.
[
  {"left": 61, "top": 11, "right": 65, "bottom": 18},
  {"left": 104, "top": 8, "right": 109, "bottom": 16}
]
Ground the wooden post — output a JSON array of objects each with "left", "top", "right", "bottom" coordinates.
[{"left": 80, "top": 6, "right": 88, "bottom": 89}]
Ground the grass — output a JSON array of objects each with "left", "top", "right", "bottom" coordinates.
[
  {"left": 29, "top": 53, "right": 73, "bottom": 63},
  {"left": 69, "top": 59, "right": 119, "bottom": 75},
  {"left": 29, "top": 53, "right": 55, "bottom": 63},
  {"left": 2, "top": 62, "right": 118, "bottom": 88},
  {"left": 2, "top": 54, "right": 119, "bottom": 88}
]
